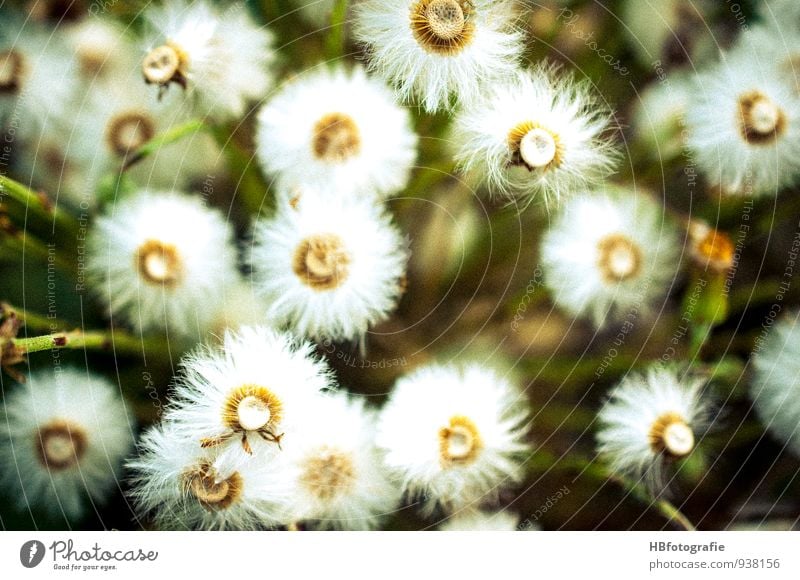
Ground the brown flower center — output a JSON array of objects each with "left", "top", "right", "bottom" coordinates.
[
  {"left": 597, "top": 234, "right": 642, "bottom": 283},
  {"left": 0, "top": 49, "right": 26, "bottom": 94},
  {"left": 648, "top": 412, "right": 694, "bottom": 458},
  {"left": 36, "top": 420, "right": 88, "bottom": 470},
  {"left": 737, "top": 90, "right": 786, "bottom": 145},
  {"left": 136, "top": 240, "right": 183, "bottom": 287},
  {"left": 105, "top": 111, "right": 156, "bottom": 157},
  {"left": 410, "top": 0, "right": 475, "bottom": 55},
  {"left": 183, "top": 462, "right": 243, "bottom": 511},
  {"left": 439, "top": 415, "right": 482, "bottom": 465},
  {"left": 299, "top": 446, "right": 356, "bottom": 500},
  {"left": 508, "top": 121, "right": 563, "bottom": 171},
  {"left": 312, "top": 113, "right": 361, "bottom": 163},
  {"left": 293, "top": 234, "right": 351, "bottom": 291}
]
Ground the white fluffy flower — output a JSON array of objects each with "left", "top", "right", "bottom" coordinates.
[
  {"left": 540, "top": 189, "right": 680, "bottom": 328},
  {"left": 0, "top": 368, "right": 134, "bottom": 520},
  {"left": 86, "top": 191, "right": 238, "bottom": 337},
  {"left": 751, "top": 314, "right": 800, "bottom": 455},
  {"left": 0, "top": 22, "right": 77, "bottom": 143},
  {"left": 141, "top": 1, "right": 275, "bottom": 120},
  {"left": 166, "top": 326, "right": 333, "bottom": 471},
  {"left": 438, "top": 508, "right": 520, "bottom": 531},
  {"left": 128, "top": 421, "right": 292, "bottom": 530},
  {"left": 250, "top": 192, "right": 409, "bottom": 342},
  {"left": 256, "top": 65, "right": 417, "bottom": 199},
  {"left": 596, "top": 366, "right": 709, "bottom": 483},
  {"left": 685, "top": 51, "right": 800, "bottom": 196},
  {"left": 353, "top": 0, "right": 524, "bottom": 112},
  {"left": 376, "top": 364, "right": 531, "bottom": 512},
  {"left": 454, "top": 65, "right": 619, "bottom": 203},
  {"left": 280, "top": 392, "right": 400, "bottom": 529}
]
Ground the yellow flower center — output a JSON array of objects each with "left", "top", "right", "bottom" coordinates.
[
  {"left": 293, "top": 234, "right": 351, "bottom": 291},
  {"left": 410, "top": 0, "right": 475, "bottom": 55},
  {"left": 299, "top": 446, "right": 356, "bottom": 501},
  {"left": 439, "top": 415, "right": 482, "bottom": 465},
  {"left": 738, "top": 90, "right": 786, "bottom": 144},
  {"left": 136, "top": 240, "right": 183, "bottom": 287},
  {"left": 649, "top": 412, "right": 695, "bottom": 458}
]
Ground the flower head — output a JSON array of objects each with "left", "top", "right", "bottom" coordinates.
[
  {"left": 376, "top": 364, "right": 531, "bottom": 512},
  {"left": 540, "top": 189, "right": 680, "bottom": 327},
  {"left": 454, "top": 64, "right": 619, "bottom": 203},
  {"left": 596, "top": 366, "right": 709, "bottom": 484},
  {"left": 0, "top": 369, "right": 134, "bottom": 520},
  {"left": 256, "top": 65, "right": 417, "bottom": 199},
  {"left": 353, "top": 0, "right": 524, "bottom": 112},
  {"left": 280, "top": 392, "right": 400, "bottom": 529},
  {"left": 128, "top": 421, "right": 292, "bottom": 530},
  {"left": 166, "top": 326, "right": 333, "bottom": 470},
  {"left": 86, "top": 191, "right": 238, "bottom": 337},
  {"left": 250, "top": 192, "right": 409, "bottom": 342},
  {"left": 141, "top": 1, "right": 275, "bottom": 120},
  {"left": 685, "top": 50, "right": 800, "bottom": 196}
]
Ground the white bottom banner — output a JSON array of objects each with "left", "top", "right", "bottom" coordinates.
[{"left": 1, "top": 532, "right": 797, "bottom": 579}]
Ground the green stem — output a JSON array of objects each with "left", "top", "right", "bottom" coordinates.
[
  {"left": 0, "top": 303, "right": 56, "bottom": 333},
  {"left": 12, "top": 330, "right": 156, "bottom": 358},
  {"left": 122, "top": 119, "right": 206, "bottom": 172},
  {"left": 1, "top": 231, "right": 73, "bottom": 271},
  {"left": 0, "top": 175, "right": 78, "bottom": 238},
  {"left": 325, "top": 0, "right": 349, "bottom": 61}
]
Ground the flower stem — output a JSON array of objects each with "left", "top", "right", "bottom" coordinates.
[
  {"left": 325, "top": 0, "right": 350, "bottom": 61},
  {"left": 121, "top": 119, "right": 206, "bottom": 172},
  {"left": 11, "top": 329, "right": 160, "bottom": 358},
  {"left": 0, "top": 175, "right": 78, "bottom": 239}
]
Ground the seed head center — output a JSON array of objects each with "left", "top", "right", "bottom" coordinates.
[
  {"left": 106, "top": 112, "right": 155, "bottom": 156},
  {"left": 597, "top": 234, "right": 642, "bottom": 283},
  {"left": 426, "top": 0, "right": 466, "bottom": 41},
  {"left": 137, "top": 240, "right": 183, "bottom": 287},
  {"left": 236, "top": 395, "right": 272, "bottom": 431},
  {"left": 293, "top": 234, "right": 351, "bottom": 291},
  {"left": 520, "top": 128, "right": 558, "bottom": 169}
]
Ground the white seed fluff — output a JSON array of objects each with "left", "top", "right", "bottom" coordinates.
[
  {"left": 165, "top": 326, "right": 333, "bottom": 471},
  {"left": 86, "top": 191, "right": 239, "bottom": 337},
  {"left": 255, "top": 65, "right": 417, "bottom": 199},
  {"left": 353, "top": 0, "right": 524, "bottom": 112},
  {"left": 141, "top": 1, "right": 275, "bottom": 121},
  {"left": 280, "top": 392, "right": 400, "bottom": 529},
  {"left": 454, "top": 64, "right": 619, "bottom": 203},
  {"left": 540, "top": 189, "right": 681, "bottom": 328},
  {"left": 0, "top": 369, "right": 134, "bottom": 520},
  {"left": 376, "top": 363, "right": 531, "bottom": 513},
  {"left": 685, "top": 50, "right": 800, "bottom": 197},
  {"left": 250, "top": 192, "right": 409, "bottom": 342},
  {"left": 596, "top": 366, "right": 709, "bottom": 483},
  {"left": 128, "top": 421, "right": 292, "bottom": 530}
]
